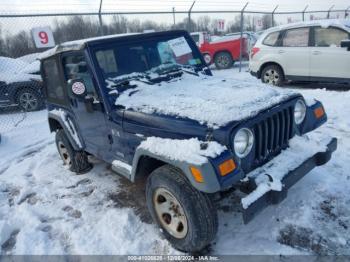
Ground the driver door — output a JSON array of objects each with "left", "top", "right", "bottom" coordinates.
[{"left": 61, "top": 51, "right": 110, "bottom": 158}]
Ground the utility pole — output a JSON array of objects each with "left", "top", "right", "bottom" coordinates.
[
  {"left": 173, "top": 7, "right": 176, "bottom": 26},
  {"left": 188, "top": 1, "right": 196, "bottom": 32},
  {"left": 327, "top": 5, "right": 334, "bottom": 19},
  {"left": 239, "top": 2, "right": 249, "bottom": 73},
  {"left": 271, "top": 5, "right": 278, "bottom": 27},
  {"left": 302, "top": 5, "right": 308, "bottom": 21},
  {"left": 98, "top": 0, "right": 104, "bottom": 35}
]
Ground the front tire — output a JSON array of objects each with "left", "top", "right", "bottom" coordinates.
[
  {"left": 214, "top": 52, "right": 233, "bottom": 70},
  {"left": 146, "top": 165, "right": 218, "bottom": 252},
  {"left": 55, "top": 129, "right": 92, "bottom": 174},
  {"left": 16, "top": 88, "right": 43, "bottom": 111},
  {"left": 261, "top": 65, "right": 284, "bottom": 86}
]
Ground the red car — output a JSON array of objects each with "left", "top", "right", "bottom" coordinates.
[{"left": 191, "top": 32, "right": 248, "bottom": 69}]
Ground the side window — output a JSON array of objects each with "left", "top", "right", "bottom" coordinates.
[
  {"left": 283, "top": 28, "right": 310, "bottom": 47},
  {"left": 43, "top": 59, "right": 65, "bottom": 103},
  {"left": 96, "top": 49, "right": 118, "bottom": 77},
  {"left": 263, "top": 32, "right": 280, "bottom": 46},
  {"left": 191, "top": 34, "right": 200, "bottom": 44},
  {"left": 62, "top": 54, "right": 97, "bottom": 96},
  {"left": 314, "top": 27, "right": 349, "bottom": 47}
]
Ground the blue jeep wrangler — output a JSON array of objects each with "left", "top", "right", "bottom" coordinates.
[{"left": 40, "top": 30, "right": 337, "bottom": 252}]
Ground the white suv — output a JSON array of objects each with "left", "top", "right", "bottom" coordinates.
[{"left": 249, "top": 20, "right": 350, "bottom": 86}]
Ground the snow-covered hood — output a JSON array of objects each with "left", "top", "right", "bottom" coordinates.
[{"left": 115, "top": 73, "right": 299, "bottom": 129}]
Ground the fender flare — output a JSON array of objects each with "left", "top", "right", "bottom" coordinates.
[
  {"left": 131, "top": 147, "right": 221, "bottom": 193},
  {"left": 48, "top": 112, "right": 84, "bottom": 151}
]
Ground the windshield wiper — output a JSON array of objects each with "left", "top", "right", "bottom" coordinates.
[
  {"left": 147, "top": 63, "right": 199, "bottom": 80},
  {"left": 106, "top": 73, "right": 150, "bottom": 90}
]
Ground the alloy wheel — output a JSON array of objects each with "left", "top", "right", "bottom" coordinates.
[
  {"left": 263, "top": 69, "right": 280, "bottom": 85},
  {"left": 19, "top": 92, "right": 38, "bottom": 111}
]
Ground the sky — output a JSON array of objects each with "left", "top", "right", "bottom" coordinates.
[
  {"left": 0, "top": 0, "right": 349, "bottom": 14},
  {"left": 0, "top": 0, "right": 348, "bottom": 37}
]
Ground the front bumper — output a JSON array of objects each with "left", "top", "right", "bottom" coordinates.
[{"left": 241, "top": 137, "right": 337, "bottom": 224}]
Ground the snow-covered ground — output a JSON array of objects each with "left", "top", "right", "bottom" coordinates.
[{"left": 0, "top": 66, "right": 349, "bottom": 255}]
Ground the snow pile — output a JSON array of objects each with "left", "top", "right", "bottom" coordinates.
[
  {"left": 241, "top": 135, "right": 330, "bottom": 209},
  {"left": 0, "top": 112, "right": 175, "bottom": 254},
  {"left": 0, "top": 57, "right": 28, "bottom": 72},
  {"left": 139, "top": 137, "right": 226, "bottom": 165},
  {"left": 17, "top": 53, "right": 41, "bottom": 64},
  {"left": 115, "top": 73, "right": 297, "bottom": 128},
  {"left": 0, "top": 55, "right": 41, "bottom": 84},
  {"left": 20, "top": 60, "right": 40, "bottom": 74}
]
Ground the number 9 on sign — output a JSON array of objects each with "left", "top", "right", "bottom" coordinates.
[
  {"left": 31, "top": 26, "right": 55, "bottom": 48},
  {"left": 38, "top": 31, "right": 49, "bottom": 44}
]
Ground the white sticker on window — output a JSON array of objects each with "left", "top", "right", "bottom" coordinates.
[
  {"left": 167, "top": 37, "right": 192, "bottom": 57},
  {"left": 72, "top": 81, "right": 86, "bottom": 95}
]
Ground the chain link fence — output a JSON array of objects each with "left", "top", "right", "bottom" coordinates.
[{"left": 0, "top": 5, "right": 349, "bottom": 138}]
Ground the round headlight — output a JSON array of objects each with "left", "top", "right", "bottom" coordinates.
[
  {"left": 234, "top": 128, "right": 254, "bottom": 158},
  {"left": 294, "top": 99, "right": 306, "bottom": 125}
]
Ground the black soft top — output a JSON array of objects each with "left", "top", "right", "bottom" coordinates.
[{"left": 39, "top": 30, "right": 188, "bottom": 60}]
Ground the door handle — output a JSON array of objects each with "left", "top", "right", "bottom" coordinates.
[
  {"left": 278, "top": 50, "right": 285, "bottom": 54},
  {"left": 312, "top": 51, "right": 321, "bottom": 55}
]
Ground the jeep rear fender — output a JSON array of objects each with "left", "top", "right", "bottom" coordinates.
[
  {"left": 48, "top": 112, "right": 83, "bottom": 150},
  {"left": 131, "top": 147, "right": 221, "bottom": 193}
]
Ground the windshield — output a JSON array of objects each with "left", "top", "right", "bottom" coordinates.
[{"left": 93, "top": 34, "right": 204, "bottom": 83}]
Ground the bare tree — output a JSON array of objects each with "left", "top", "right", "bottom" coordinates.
[
  {"left": 107, "top": 15, "right": 128, "bottom": 34},
  {"left": 197, "top": 16, "right": 211, "bottom": 32}
]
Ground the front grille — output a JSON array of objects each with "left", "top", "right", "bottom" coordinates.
[{"left": 252, "top": 106, "right": 294, "bottom": 167}]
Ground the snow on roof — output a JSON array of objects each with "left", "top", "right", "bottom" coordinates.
[
  {"left": 0, "top": 56, "right": 41, "bottom": 84},
  {"left": 17, "top": 52, "right": 41, "bottom": 64},
  {"left": 0, "top": 57, "right": 28, "bottom": 73},
  {"left": 265, "top": 19, "right": 350, "bottom": 33},
  {"left": 20, "top": 60, "right": 40, "bottom": 74},
  {"left": 0, "top": 72, "right": 41, "bottom": 84},
  {"left": 115, "top": 73, "right": 298, "bottom": 129}
]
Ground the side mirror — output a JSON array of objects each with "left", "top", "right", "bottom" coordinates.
[
  {"left": 68, "top": 79, "right": 87, "bottom": 98},
  {"left": 340, "top": 40, "right": 350, "bottom": 51}
]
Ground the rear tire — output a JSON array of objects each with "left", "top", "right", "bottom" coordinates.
[
  {"left": 214, "top": 52, "right": 233, "bottom": 70},
  {"left": 146, "top": 165, "right": 218, "bottom": 252},
  {"left": 261, "top": 65, "right": 284, "bottom": 86},
  {"left": 55, "top": 129, "right": 92, "bottom": 174}
]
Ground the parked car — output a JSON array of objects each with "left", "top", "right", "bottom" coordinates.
[
  {"left": 249, "top": 20, "right": 350, "bottom": 86},
  {"left": 190, "top": 31, "right": 248, "bottom": 69},
  {"left": 0, "top": 76, "right": 44, "bottom": 111},
  {"left": 0, "top": 57, "right": 44, "bottom": 111},
  {"left": 40, "top": 30, "right": 336, "bottom": 252}
]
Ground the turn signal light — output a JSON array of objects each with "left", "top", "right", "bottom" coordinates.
[
  {"left": 219, "top": 159, "right": 236, "bottom": 177},
  {"left": 190, "top": 166, "right": 204, "bottom": 183},
  {"left": 314, "top": 107, "right": 325, "bottom": 119}
]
